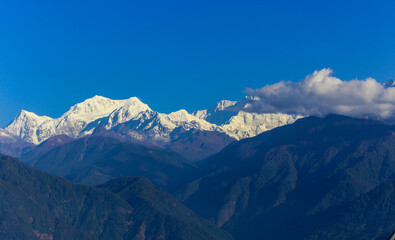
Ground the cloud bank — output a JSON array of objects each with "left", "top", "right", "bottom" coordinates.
[{"left": 246, "top": 68, "right": 395, "bottom": 119}]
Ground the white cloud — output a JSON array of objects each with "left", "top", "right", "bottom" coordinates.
[{"left": 246, "top": 68, "right": 395, "bottom": 119}]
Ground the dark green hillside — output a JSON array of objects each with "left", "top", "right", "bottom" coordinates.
[
  {"left": 0, "top": 155, "right": 233, "bottom": 240},
  {"left": 98, "top": 176, "right": 234, "bottom": 240},
  {"left": 0, "top": 154, "right": 132, "bottom": 240},
  {"left": 304, "top": 179, "right": 395, "bottom": 240}
]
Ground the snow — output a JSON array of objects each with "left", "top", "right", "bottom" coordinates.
[
  {"left": 61, "top": 96, "right": 146, "bottom": 123},
  {"left": 192, "top": 109, "right": 208, "bottom": 120},
  {"left": 103, "top": 98, "right": 152, "bottom": 129},
  {"left": 214, "top": 100, "right": 237, "bottom": 111},
  {"left": 193, "top": 100, "right": 303, "bottom": 139},
  {"left": 4, "top": 96, "right": 151, "bottom": 144},
  {"left": 3, "top": 96, "right": 304, "bottom": 145},
  {"left": 0, "top": 129, "right": 13, "bottom": 138},
  {"left": 221, "top": 111, "right": 303, "bottom": 140}
]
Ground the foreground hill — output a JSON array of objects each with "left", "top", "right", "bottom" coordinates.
[
  {"left": 0, "top": 154, "right": 134, "bottom": 239},
  {"left": 0, "top": 155, "right": 233, "bottom": 240},
  {"left": 304, "top": 179, "right": 395, "bottom": 240},
  {"left": 180, "top": 115, "right": 395, "bottom": 240},
  {"left": 27, "top": 136, "right": 196, "bottom": 187},
  {"left": 98, "top": 177, "right": 234, "bottom": 240}
]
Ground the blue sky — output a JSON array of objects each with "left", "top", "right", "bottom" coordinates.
[{"left": 0, "top": 0, "right": 395, "bottom": 126}]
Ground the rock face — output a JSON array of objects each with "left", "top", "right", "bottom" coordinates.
[
  {"left": 0, "top": 155, "right": 233, "bottom": 240},
  {"left": 179, "top": 115, "right": 395, "bottom": 240},
  {"left": 2, "top": 96, "right": 301, "bottom": 161}
]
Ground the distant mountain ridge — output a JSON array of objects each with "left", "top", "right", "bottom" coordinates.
[
  {"left": 1, "top": 95, "right": 302, "bottom": 160},
  {"left": 179, "top": 114, "right": 395, "bottom": 240},
  {"left": 25, "top": 136, "right": 196, "bottom": 188}
]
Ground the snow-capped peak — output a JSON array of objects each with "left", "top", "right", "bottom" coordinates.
[
  {"left": 192, "top": 100, "right": 237, "bottom": 121},
  {"left": 151, "top": 109, "right": 219, "bottom": 139},
  {"left": 103, "top": 99, "right": 152, "bottom": 129},
  {"left": 5, "top": 110, "right": 53, "bottom": 144},
  {"left": 61, "top": 95, "right": 146, "bottom": 122},
  {"left": 5, "top": 96, "right": 152, "bottom": 144},
  {"left": 168, "top": 109, "right": 196, "bottom": 122},
  {"left": 4, "top": 95, "right": 303, "bottom": 146},
  {"left": 17, "top": 109, "right": 52, "bottom": 120},
  {"left": 213, "top": 100, "right": 237, "bottom": 112},
  {"left": 8, "top": 110, "right": 53, "bottom": 128}
]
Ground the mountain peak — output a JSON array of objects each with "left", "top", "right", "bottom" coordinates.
[
  {"left": 5, "top": 96, "right": 152, "bottom": 144},
  {"left": 87, "top": 95, "right": 143, "bottom": 104},
  {"left": 126, "top": 96, "right": 142, "bottom": 102},
  {"left": 19, "top": 109, "right": 34, "bottom": 115},
  {"left": 62, "top": 96, "right": 148, "bottom": 122},
  {"left": 168, "top": 109, "right": 194, "bottom": 122},
  {"left": 170, "top": 109, "right": 189, "bottom": 115},
  {"left": 213, "top": 100, "right": 237, "bottom": 112},
  {"left": 17, "top": 109, "right": 50, "bottom": 119},
  {"left": 4, "top": 110, "right": 53, "bottom": 144},
  {"left": 90, "top": 95, "right": 109, "bottom": 100},
  {"left": 12, "top": 109, "right": 52, "bottom": 124}
]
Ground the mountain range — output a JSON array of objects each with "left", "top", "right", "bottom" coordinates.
[
  {"left": 178, "top": 114, "right": 395, "bottom": 240},
  {"left": 0, "top": 113, "right": 394, "bottom": 239},
  {"left": 0, "top": 95, "right": 395, "bottom": 239},
  {"left": 0, "top": 95, "right": 301, "bottom": 161}
]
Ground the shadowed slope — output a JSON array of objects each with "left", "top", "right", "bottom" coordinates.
[
  {"left": 0, "top": 154, "right": 132, "bottom": 239},
  {"left": 29, "top": 136, "right": 196, "bottom": 188},
  {"left": 98, "top": 176, "right": 234, "bottom": 240},
  {"left": 0, "top": 155, "right": 234, "bottom": 240},
  {"left": 180, "top": 115, "right": 395, "bottom": 240}
]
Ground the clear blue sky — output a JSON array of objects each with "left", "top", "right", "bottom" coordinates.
[{"left": 1, "top": 0, "right": 395, "bottom": 126}]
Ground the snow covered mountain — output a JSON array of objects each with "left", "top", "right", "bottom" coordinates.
[
  {"left": 2, "top": 95, "right": 303, "bottom": 153},
  {"left": 193, "top": 98, "right": 303, "bottom": 140},
  {"left": 5, "top": 96, "right": 150, "bottom": 144},
  {"left": 83, "top": 108, "right": 221, "bottom": 146}
]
